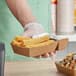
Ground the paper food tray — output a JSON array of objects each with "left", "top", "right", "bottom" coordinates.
[
  {"left": 55, "top": 62, "right": 76, "bottom": 76},
  {"left": 11, "top": 41, "right": 57, "bottom": 57}
]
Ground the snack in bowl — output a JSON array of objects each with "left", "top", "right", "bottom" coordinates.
[{"left": 55, "top": 53, "right": 76, "bottom": 76}]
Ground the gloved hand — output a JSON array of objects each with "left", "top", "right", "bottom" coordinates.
[
  {"left": 22, "top": 22, "right": 56, "bottom": 58},
  {"left": 22, "top": 22, "right": 48, "bottom": 38}
]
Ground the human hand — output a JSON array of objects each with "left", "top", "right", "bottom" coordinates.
[
  {"left": 22, "top": 22, "right": 46, "bottom": 38},
  {"left": 22, "top": 22, "right": 56, "bottom": 58}
]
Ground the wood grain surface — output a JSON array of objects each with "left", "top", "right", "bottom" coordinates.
[{"left": 4, "top": 61, "right": 65, "bottom": 76}]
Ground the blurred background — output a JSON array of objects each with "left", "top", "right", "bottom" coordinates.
[{"left": 0, "top": 0, "right": 76, "bottom": 61}]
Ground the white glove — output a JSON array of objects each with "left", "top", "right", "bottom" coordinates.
[
  {"left": 22, "top": 22, "right": 49, "bottom": 38},
  {"left": 22, "top": 22, "right": 52, "bottom": 58}
]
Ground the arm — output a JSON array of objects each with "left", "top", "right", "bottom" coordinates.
[
  {"left": 6, "top": 0, "right": 54, "bottom": 58},
  {"left": 6, "top": 0, "right": 36, "bottom": 27},
  {"left": 6, "top": 0, "right": 46, "bottom": 38}
]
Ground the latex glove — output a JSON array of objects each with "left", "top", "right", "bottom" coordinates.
[
  {"left": 22, "top": 22, "right": 48, "bottom": 38},
  {"left": 22, "top": 22, "right": 55, "bottom": 58}
]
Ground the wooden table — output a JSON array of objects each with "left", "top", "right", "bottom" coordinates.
[{"left": 5, "top": 60, "right": 65, "bottom": 76}]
